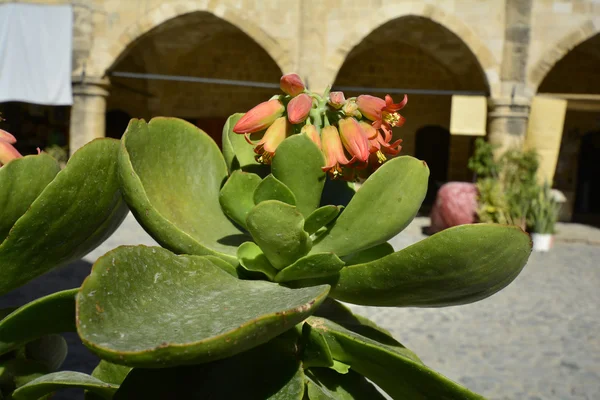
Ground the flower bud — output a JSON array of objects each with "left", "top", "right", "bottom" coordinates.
[
  {"left": 301, "top": 124, "right": 321, "bottom": 149},
  {"left": 328, "top": 92, "right": 346, "bottom": 109},
  {"left": 356, "top": 95, "right": 386, "bottom": 122},
  {"left": 252, "top": 116, "right": 290, "bottom": 164},
  {"left": 0, "top": 139, "right": 22, "bottom": 166},
  {"left": 287, "top": 93, "right": 312, "bottom": 124},
  {"left": 280, "top": 73, "right": 305, "bottom": 97},
  {"left": 321, "top": 125, "right": 351, "bottom": 178},
  {"left": 358, "top": 121, "right": 378, "bottom": 140},
  {"left": 233, "top": 99, "right": 285, "bottom": 134},
  {"left": 0, "top": 129, "right": 17, "bottom": 144},
  {"left": 338, "top": 118, "right": 370, "bottom": 163}
]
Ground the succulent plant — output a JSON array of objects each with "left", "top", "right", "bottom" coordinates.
[{"left": 1, "top": 75, "right": 531, "bottom": 399}]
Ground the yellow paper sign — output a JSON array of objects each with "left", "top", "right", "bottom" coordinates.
[
  {"left": 450, "top": 95, "right": 487, "bottom": 136},
  {"left": 525, "top": 96, "right": 567, "bottom": 184}
]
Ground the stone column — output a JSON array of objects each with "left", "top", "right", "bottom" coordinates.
[
  {"left": 69, "top": 78, "right": 109, "bottom": 156},
  {"left": 489, "top": 0, "right": 533, "bottom": 157},
  {"left": 487, "top": 95, "right": 531, "bottom": 155}
]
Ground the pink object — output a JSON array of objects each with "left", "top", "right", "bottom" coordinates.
[{"left": 429, "top": 182, "right": 477, "bottom": 234}]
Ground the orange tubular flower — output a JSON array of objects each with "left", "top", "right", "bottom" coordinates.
[
  {"left": 233, "top": 99, "right": 285, "bottom": 134},
  {"left": 356, "top": 94, "right": 407, "bottom": 129},
  {"left": 338, "top": 118, "right": 370, "bottom": 163},
  {"left": 321, "top": 125, "right": 352, "bottom": 179},
  {"left": 328, "top": 92, "right": 346, "bottom": 109},
  {"left": 247, "top": 116, "right": 290, "bottom": 164},
  {"left": 280, "top": 73, "right": 305, "bottom": 97},
  {"left": 0, "top": 129, "right": 17, "bottom": 144},
  {"left": 301, "top": 124, "right": 321, "bottom": 149},
  {"left": 0, "top": 139, "right": 22, "bottom": 166},
  {"left": 287, "top": 93, "right": 312, "bottom": 124}
]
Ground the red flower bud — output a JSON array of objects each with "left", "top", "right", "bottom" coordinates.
[
  {"left": 287, "top": 93, "right": 312, "bottom": 124},
  {"left": 280, "top": 73, "right": 305, "bottom": 97},
  {"left": 0, "top": 139, "right": 22, "bottom": 166},
  {"left": 356, "top": 95, "right": 386, "bottom": 122},
  {"left": 328, "top": 92, "right": 346, "bottom": 109},
  {"left": 233, "top": 99, "right": 285, "bottom": 134},
  {"left": 338, "top": 118, "right": 370, "bottom": 163},
  {"left": 301, "top": 124, "right": 321, "bottom": 149},
  {"left": 321, "top": 125, "right": 351, "bottom": 178},
  {"left": 0, "top": 129, "right": 17, "bottom": 144}
]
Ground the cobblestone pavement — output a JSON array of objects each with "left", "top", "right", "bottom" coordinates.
[{"left": 2, "top": 214, "right": 599, "bottom": 399}]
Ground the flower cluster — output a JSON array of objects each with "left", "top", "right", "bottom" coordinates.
[{"left": 232, "top": 73, "right": 406, "bottom": 179}]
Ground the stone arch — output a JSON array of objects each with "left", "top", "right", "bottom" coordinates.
[
  {"left": 325, "top": 3, "right": 497, "bottom": 93},
  {"left": 528, "top": 18, "right": 600, "bottom": 91},
  {"left": 90, "top": 1, "right": 291, "bottom": 77}
]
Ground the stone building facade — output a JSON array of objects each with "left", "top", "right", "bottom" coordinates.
[{"left": 2, "top": 0, "right": 600, "bottom": 218}]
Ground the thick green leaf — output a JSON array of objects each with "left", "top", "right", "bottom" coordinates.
[
  {"left": 275, "top": 253, "right": 344, "bottom": 283},
  {"left": 272, "top": 134, "right": 326, "bottom": 217},
  {"left": 219, "top": 170, "right": 262, "bottom": 229},
  {"left": 341, "top": 243, "right": 395, "bottom": 266},
  {"left": 329, "top": 224, "right": 531, "bottom": 306},
  {"left": 0, "top": 289, "right": 77, "bottom": 356},
  {"left": 114, "top": 333, "right": 305, "bottom": 400},
  {"left": 119, "top": 118, "right": 247, "bottom": 265},
  {"left": 304, "top": 205, "right": 342, "bottom": 235},
  {"left": 91, "top": 361, "right": 131, "bottom": 385},
  {"left": 306, "top": 369, "right": 386, "bottom": 400},
  {"left": 24, "top": 335, "right": 68, "bottom": 372},
  {"left": 253, "top": 174, "right": 296, "bottom": 206},
  {"left": 306, "top": 317, "right": 484, "bottom": 399},
  {"left": 246, "top": 200, "right": 311, "bottom": 270},
  {"left": 0, "top": 358, "right": 49, "bottom": 394},
  {"left": 237, "top": 242, "right": 278, "bottom": 281},
  {"left": 203, "top": 255, "right": 240, "bottom": 278},
  {"left": 222, "top": 113, "right": 269, "bottom": 176},
  {"left": 12, "top": 372, "right": 118, "bottom": 400},
  {"left": 0, "top": 139, "right": 128, "bottom": 295},
  {"left": 77, "top": 246, "right": 329, "bottom": 367},
  {"left": 85, "top": 361, "right": 131, "bottom": 400},
  {"left": 301, "top": 322, "right": 334, "bottom": 369},
  {"left": 312, "top": 156, "right": 428, "bottom": 257},
  {"left": 0, "top": 154, "right": 60, "bottom": 243}
]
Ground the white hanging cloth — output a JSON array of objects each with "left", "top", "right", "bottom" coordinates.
[{"left": 0, "top": 3, "right": 73, "bottom": 105}]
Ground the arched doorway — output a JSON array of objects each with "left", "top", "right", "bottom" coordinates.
[
  {"left": 415, "top": 126, "right": 451, "bottom": 205},
  {"left": 538, "top": 32, "right": 600, "bottom": 223},
  {"left": 332, "top": 15, "right": 488, "bottom": 205},
  {"left": 106, "top": 11, "right": 282, "bottom": 146}
]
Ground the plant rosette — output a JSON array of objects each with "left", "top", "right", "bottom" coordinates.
[{"left": 2, "top": 74, "right": 532, "bottom": 399}]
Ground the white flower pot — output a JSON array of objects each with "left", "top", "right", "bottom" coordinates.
[{"left": 531, "top": 233, "right": 554, "bottom": 252}]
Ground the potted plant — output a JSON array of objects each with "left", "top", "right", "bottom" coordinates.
[
  {"left": 529, "top": 183, "right": 561, "bottom": 252},
  {"left": 0, "top": 74, "right": 533, "bottom": 399}
]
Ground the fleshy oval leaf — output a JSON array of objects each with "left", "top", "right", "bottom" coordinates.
[
  {"left": 114, "top": 333, "right": 305, "bottom": 400},
  {"left": 304, "top": 205, "right": 342, "bottom": 235},
  {"left": 119, "top": 118, "right": 247, "bottom": 265},
  {"left": 237, "top": 241, "right": 278, "bottom": 281},
  {"left": 77, "top": 246, "right": 329, "bottom": 367},
  {"left": 306, "top": 316, "right": 484, "bottom": 399},
  {"left": 0, "top": 289, "right": 77, "bottom": 356},
  {"left": 330, "top": 224, "right": 532, "bottom": 307},
  {"left": 253, "top": 174, "right": 296, "bottom": 206},
  {"left": 246, "top": 200, "right": 311, "bottom": 270},
  {"left": 0, "top": 139, "right": 128, "bottom": 295},
  {"left": 306, "top": 368, "right": 387, "bottom": 400},
  {"left": 219, "top": 170, "right": 262, "bottom": 229},
  {"left": 0, "top": 154, "right": 60, "bottom": 243},
  {"left": 12, "top": 371, "right": 119, "bottom": 400},
  {"left": 272, "top": 134, "right": 326, "bottom": 217},
  {"left": 311, "top": 156, "right": 429, "bottom": 257},
  {"left": 275, "top": 253, "right": 344, "bottom": 283}
]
